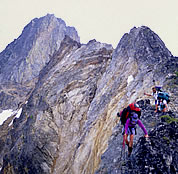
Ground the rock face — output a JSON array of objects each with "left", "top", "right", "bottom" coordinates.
[
  {"left": 0, "top": 36, "right": 113, "bottom": 174},
  {"left": 0, "top": 16, "right": 177, "bottom": 174},
  {"left": 0, "top": 14, "right": 80, "bottom": 110}
]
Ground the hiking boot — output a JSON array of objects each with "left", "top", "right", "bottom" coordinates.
[{"left": 128, "top": 147, "right": 133, "bottom": 157}]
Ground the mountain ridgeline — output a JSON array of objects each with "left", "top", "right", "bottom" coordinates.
[{"left": 0, "top": 14, "right": 177, "bottom": 174}]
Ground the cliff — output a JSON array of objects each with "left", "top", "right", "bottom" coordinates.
[{"left": 0, "top": 14, "right": 177, "bottom": 174}]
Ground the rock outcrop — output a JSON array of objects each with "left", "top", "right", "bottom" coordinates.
[{"left": 0, "top": 15, "right": 177, "bottom": 174}]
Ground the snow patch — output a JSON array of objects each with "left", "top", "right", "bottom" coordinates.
[
  {"left": 16, "top": 108, "right": 22, "bottom": 119},
  {"left": 127, "top": 75, "right": 134, "bottom": 85},
  {"left": 8, "top": 119, "right": 14, "bottom": 127},
  {"left": 0, "top": 109, "right": 14, "bottom": 125},
  {"left": 0, "top": 108, "right": 23, "bottom": 126}
]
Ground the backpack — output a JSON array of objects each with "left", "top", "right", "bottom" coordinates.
[
  {"left": 119, "top": 108, "right": 128, "bottom": 125},
  {"left": 119, "top": 103, "right": 141, "bottom": 125},
  {"left": 157, "top": 91, "right": 170, "bottom": 103}
]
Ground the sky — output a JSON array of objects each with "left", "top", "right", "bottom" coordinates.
[{"left": 0, "top": 0, "right": 178, "bottom": 56}]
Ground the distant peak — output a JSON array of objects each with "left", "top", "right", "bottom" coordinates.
[
  {"left": 114, "top": 25, "right": 172, "bottom": 60},
  {"left": 42, "top": 13, "right": 58, "bottom": 22},
  {"left": 87, "top": 39, "right": 97, "bottom": 45},
  {"left": 130, "top": 25, "right": 151, "bottom": 31},
  {"left": 129, "top": 26, "right": 152, "bottom": 36},
  {"left": 46, "top": 13, "right": 55, "bottom": 17}
]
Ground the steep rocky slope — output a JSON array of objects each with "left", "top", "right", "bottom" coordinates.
[
  {"left": 1, "top": 36, "right": 113, "bottom": 174},
  {"left": 0, "top": 15, "right": 177, "bottom": 174},
  {"left": 0, "top": 14, "right": 80, "bottom": 111}
]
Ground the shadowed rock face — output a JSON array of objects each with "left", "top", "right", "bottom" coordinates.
[{"left": 0, "top": 22, "right": 177, "bottom": 174}]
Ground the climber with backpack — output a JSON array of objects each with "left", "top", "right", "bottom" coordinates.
[
  {"left": 144, "top": 86, "right": 161, "bottom": 113},
  {"left": 117, "top": 102, "right": 148, "bottom": 156},
  {"left": 118, "top": 102, "right": 141, "bottom": 126},
  {"left": 124, "top": 111, "right": 148, "bottom": 156},
  {"left": 157, "top": 96, "right": 169, "bottom": 112},
  {"left": 144, "top": 86, "right": 170, "bottom": 112}
]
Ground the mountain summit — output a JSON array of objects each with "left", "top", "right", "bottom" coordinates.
[
  {"left": 0, "top": 14, "right": 80, "bottom": 111},
  {"left": 0, "top": 15, "right": 177, "bottom": 174},
  {"left": 0, "top": 14, "right": 80, "bottom": 84}
]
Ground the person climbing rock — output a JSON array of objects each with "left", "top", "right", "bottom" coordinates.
[
  {"left": 124, "top": 112, "right": 148, "bottom": 157},
  {"left": 118, "top": 102, "right": 141, "bottom": 126},
  {"left": 117, "top": 102, "right": 147, "bottom": 156},
  {"left": 144, "top": 86, "right": 161, "bottom": 113},
  {"left": 158, "top": 97, "right": 168, "bottom": 112}
]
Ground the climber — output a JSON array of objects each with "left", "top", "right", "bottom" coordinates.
[
  {"left": 124, "top": 112, "right": 148, "bottom": 157},
  {"left": 118, "top": 102, "right": 141, "bottom": 126},
  {"left": 118, "top": 102, "right": 147, "bottom": 156},
  {"left": 158, "top": 97, "right": 168, "bottom": 112},
  {"left": 144, "top": 86, "right": 160, "bottom": 113}
]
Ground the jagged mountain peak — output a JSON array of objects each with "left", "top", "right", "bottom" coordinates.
[
  {"left": 116, "top": 25, "right": 172, "bottom": 59},
  {"left": 2, "top": 14, "right": 68, "bottom": 53},
  {"left": 111, "top": 25, "right": 176, "bottom": 90},
  {"left": 0, "top": 14, "right": 80, "bottom": 84}
]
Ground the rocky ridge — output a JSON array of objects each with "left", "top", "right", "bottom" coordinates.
[{"left": 0, "top": 15, "right": 177, "bottom": 174}]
